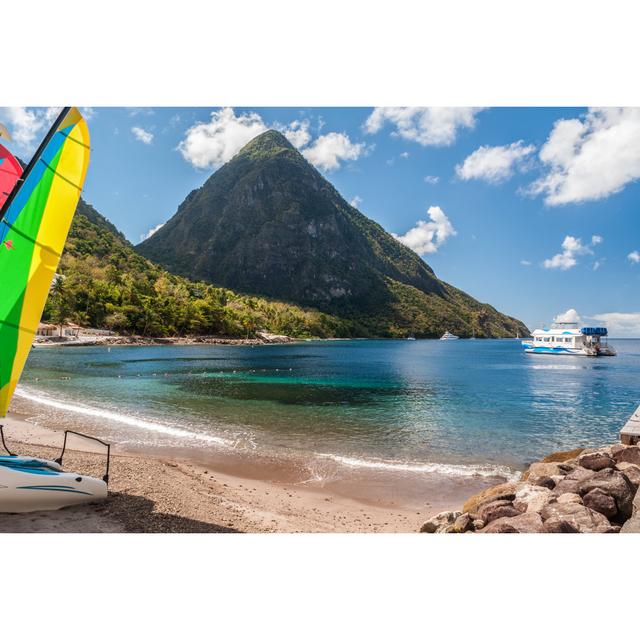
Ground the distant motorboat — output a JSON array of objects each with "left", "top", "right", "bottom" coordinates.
[
  {"left": 406, "top": 335, "right": 416, "bottom": 341},
  {"left": 440, "top": 331, "right": 459, "bottom": 341},
  {"left": 521, "top": 322, "right": 616, "bottom": 356}
]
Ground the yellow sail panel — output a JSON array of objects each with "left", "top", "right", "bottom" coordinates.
[{"left": 0, "top": 108, "right": 90, "bottom": 417}]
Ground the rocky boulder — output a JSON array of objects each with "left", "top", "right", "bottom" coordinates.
[
  {"left": 540, "top": 502, "right": 614, "bottom": 533},
  {"left": 556, "top": 492, "right": 583, "bottom": 505},
  {"left": 616, "top": 462, "right": 640, "bottom": 490},
  {"left": 524, "top": 462, "right": 568, "bottom": 482},
  {"left": 477, "top": 499, "right": 521, "bottom": 523},
  {"left": 420, "top": 510, "right": 462, "bottom": 533},
  {"left": 483, "top": 512, "right": 544, "bottom": 533},
  {"left": 611, "top": 445, "right": 640, "bottom": 466},
  {"left": 538, "top": 448, "right": 585, "bottom": 464},
  {"left": 577, "top": 468, "right": 636, "bottom": 520},
  {"left": 551, "top": 467, "right": 595, "bottom": 496},
  {"left": 451, "top": 513, "right": 474, "bottom": 533},
  {"left": 578, "top": 451, "right": 614, "bottom": 471},
  {"left": 531, "top": 475, "right": 556, "bottom": 489},
  {"left": 582, "top": 488, "right": 617, "bottom": 519},
  {"left": 513, "top": 486, "right": 552, "bottom": 514},
  {"left": 462, "top": 482, "right": 520, "bottom": 515}
]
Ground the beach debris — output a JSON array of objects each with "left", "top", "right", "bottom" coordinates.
[{"left": 420, "top": 444, "right": 640, "bottom": 534}]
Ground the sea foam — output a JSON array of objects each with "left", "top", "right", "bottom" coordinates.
[
  {"left": 14, "top": 386, "right": 232, "bottom": 448},
  {"left": 318, "top": 453, "right": 520, "bottom": 481}
]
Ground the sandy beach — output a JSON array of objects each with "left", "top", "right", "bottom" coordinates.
[{"left": 0, "top": 412, "right": 497, "bottom": 533}]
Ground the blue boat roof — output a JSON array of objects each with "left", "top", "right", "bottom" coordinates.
[{"left": 581, "top": 327, "right": 608, "bottom": 336}]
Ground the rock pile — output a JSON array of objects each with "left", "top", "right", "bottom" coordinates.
[{"left": 420, "top": 444, "right": 640, "bottom": 533}]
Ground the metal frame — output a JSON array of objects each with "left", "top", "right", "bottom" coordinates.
[
  {"left": 0, "top": 424, "right": 15, "bottom": 456},
  {"left": 55, "top": 430, "right": 111, "bottom": 484}
]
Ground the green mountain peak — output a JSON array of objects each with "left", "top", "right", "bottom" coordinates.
[{"left": 136, "top": 132, "right": 529, "bottom": 338}]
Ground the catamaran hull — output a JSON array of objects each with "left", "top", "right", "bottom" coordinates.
[
  {"left": 523, "top": 347, "right": 615, "bottom": 356},
  {"left": 0, "top": 456, "right": 107, "bottom": 513}
]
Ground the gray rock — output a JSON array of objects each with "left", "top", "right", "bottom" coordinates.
[
  {"left": 556, "top": 492, "right": 583, "bottom": 505},
  {"left": 612, "top": 445, "right": 640, "bottom": 467},
  {"left": 526, "top": 462, "right": 568, "bottom": 481},
  {"left": 616, "top": 462, "right": 640, "bottom": 490},
  {"left": 582, "top": 488, "right": 617, "bottom": 519},
  {"left": 564, "top": 467, "right": 596, "bottom": 482},
  {"left": 577, "top": 468, "right": 636, "bottom": 520},
  {"left": 513, "top": 486, "right": 552, "bottom": 514},
  {"left": 552, "top": 478, "right": 582, "bottom": 496},
  {"left": 541, "top": 502, "right": 613, "bottom": 533},
  {"left": 419, "top": 510, "right": 462, "bottom": 533},
  {"left": 478, "top": 499, "right": 521, "bottom": 523},
  {"left": 542, "top": 519, "right": 579, "bottom": 533},
  {"left": 483, "top": 512, "right": 544, "bottom": 533},
  {"left": 451, "top": 513, "right": 474, "bottom": 533},
  {"left": 620, "top": 515, "right": 640, "bottom": 533},
  {"left": 531, "top": 475, "right": 556, "bottom": 489},
  {"left": 578, "top": 451, "right": 614, "bottom": 471},
  {"left": 551, "top": 467, "right": 595, "bottom": 496}
]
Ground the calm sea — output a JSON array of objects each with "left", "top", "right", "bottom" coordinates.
[{"left": 12, "top": 339, "right": 640, "bottom": 482}]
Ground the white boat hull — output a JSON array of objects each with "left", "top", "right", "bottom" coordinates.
[
  {"left": 522, "top": 343, "right": 616, "bottom": 357},
  {"left": 0, "top": 455, "right": 107, "bottom": 513}
]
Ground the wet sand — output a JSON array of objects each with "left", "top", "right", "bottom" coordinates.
[{"left": 0, "top": 413, "right": 502, "bottom": 533}]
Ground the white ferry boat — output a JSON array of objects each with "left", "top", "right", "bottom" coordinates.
[
  {"left": 440, "top": 331, "right": 459, "bottom": 341},
  {"left": 521, "top": 322, "right": 616, "bottom": 356}
]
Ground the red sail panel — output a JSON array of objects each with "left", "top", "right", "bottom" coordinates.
[{"left": 0, "top": 143, "right": 22, "bottom": 208}]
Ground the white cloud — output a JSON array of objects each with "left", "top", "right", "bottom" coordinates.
[
  {"left": 456, "top": 140, "right": 535, "bottom": 183},
  {"left": 400, "top": 151, "right": 410, "bottom": 159},
  {"left": 140, "top": 222, "right": 165, "bottom": 242},
  {"left": 278, "top": 119, "right": 311, "bottom": 149},
  {"left": 520, "top": 259, "right": 532, "bottom": 266},
  {"left": 554, "top": 308, "right": 581, "bottom": 323},
  {"left": 628, "top": 250, "right": 640, "bottom": 264},
  {"left": 302, "top": 132, "right": 366, "bottom": 171},
  {"left": 0, "top": 106, "right": 59, "bottom": 150},
  {"left": 364, "top": 107, "right": 483, "bottom": 146},
  {"left": 131, "top": 126, "right": 154, "bottom": 144},
  {"left": 178, "top": 108, "right": 366, "bottom": 172},
  {"left": 530, "top": 107, "right": 640, "bottom": 205},
  {"left": 392, "top": 205, "right": 457, "bottom": 255},
  {"left": 178, "top": 108, "right": 267, "bottom": 169},
  {"left": 424, "top": 175, "right": 440, "bottom": 185},
  {"left": 543, "top": 235, "right": 602, "bottom": 270},
  {"left": 589, "top": 312, "right": 640, "bottom": 337},
  {"left": 350, "top": 195, "right": 363, "bottom": 208}
]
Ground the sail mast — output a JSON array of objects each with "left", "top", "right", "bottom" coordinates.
[{"left": 0, "top": 108, "right": 70, "bottom": 222}]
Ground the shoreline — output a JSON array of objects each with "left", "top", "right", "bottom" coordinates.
[
  {"left": 0, "top": 412, "right": 495, "bottom": 532},
  {"left": 33, "top": 331, "right": 299, "bottom": 348}
]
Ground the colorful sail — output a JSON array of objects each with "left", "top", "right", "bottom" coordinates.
[
  {"left": 0, "top": 142, "right": 22, "bottom": 208},
  {"left": 0, "top": 107, "right": 90, "bottom": 417}
]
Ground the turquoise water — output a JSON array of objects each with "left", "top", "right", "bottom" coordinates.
[{"left": 13, "top": 339, "right": 640, "bottom": 477}]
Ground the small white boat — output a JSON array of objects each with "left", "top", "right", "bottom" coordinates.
[
  {"left": 521, "top": 322, "right": 616, "bottom": 356},
  {"left": 406, "top": 335, "right": 416, "bottom": 341},
  {"left": 0, "top": 427, "right": 109, "bottom": 513},
  {"left": 440, "top": 331, "right": 459, "bottom": 341},
  {"left": 0, "top": 454, "right": 107, "bottom": 513}
]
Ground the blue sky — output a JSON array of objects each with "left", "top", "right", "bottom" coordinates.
[{"left": 2, "top": 106, "right": 639, "bottom": 335}]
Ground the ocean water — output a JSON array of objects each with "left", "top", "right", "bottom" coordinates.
[{"left": 12, "top": 339, "right": 640, "bottom": 481}]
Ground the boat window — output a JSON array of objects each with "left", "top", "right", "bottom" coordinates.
[{"left": 544, "top": 337, "right": 551, "bottom": 342}]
